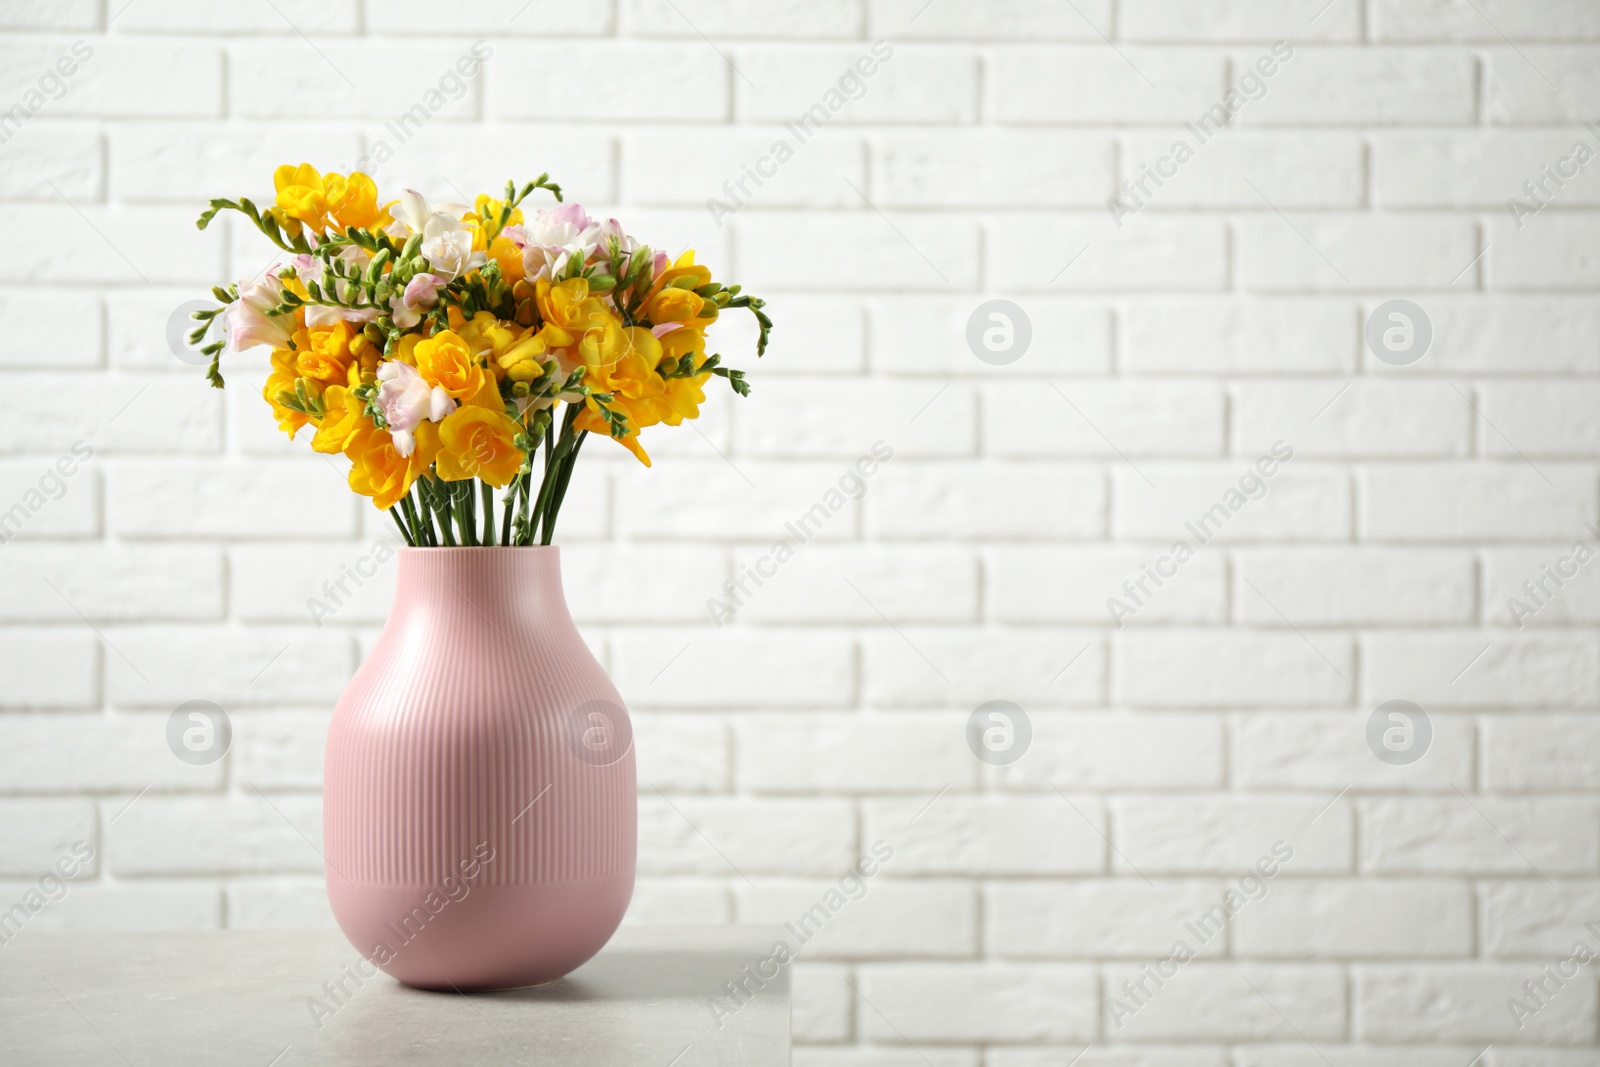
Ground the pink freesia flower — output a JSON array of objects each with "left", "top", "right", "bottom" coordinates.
[
  {"left": 594, "top": 217, "right": 636, "bottom": 255},
  {"left": 520, "top": 203, "right": 602, "bottom": 281},
  {"left": 304, "top": 304, "right": 379, "bottom": 328},
  {"left": 225, "top": 269, "right": 294, "bottom": 351},
  {"left": 375, "top": 360, "right": 453, "bottom": 458},
  {"left": 389, "top": 273, "right": 443, "bottom": 329},
  {"left": 546, "top": 203, "right": 594, "bottom": 231}
]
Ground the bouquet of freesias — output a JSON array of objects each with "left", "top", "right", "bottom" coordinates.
[{"left": 187, "top": 163, "right": 771, "bottom": 546}]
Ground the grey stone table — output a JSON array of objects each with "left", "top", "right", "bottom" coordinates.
[{"left": 0, "top": 926, "right": 790, "bottom": 1066}]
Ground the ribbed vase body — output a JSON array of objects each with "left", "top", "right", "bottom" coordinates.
[{"left": 323, "top": 547, "right": 636, "bottom": 990}]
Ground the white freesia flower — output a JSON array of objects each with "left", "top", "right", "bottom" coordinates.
[
  {"left": 385, "top": 189, "right": 469, "bottom": 238},
  {"left": 421, "top": 213, "right": 485, "bottom": 281},
  {"left": 384, "top": 189, "right": 484, "bottom": 281}
]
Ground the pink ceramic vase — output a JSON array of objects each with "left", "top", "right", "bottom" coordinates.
[{"left": 323, "top": 546, "right": 636, "bottom": 991}]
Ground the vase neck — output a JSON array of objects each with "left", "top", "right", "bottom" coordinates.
[{"left": 392, "top": 547, "right": 571, "bottom": 632}]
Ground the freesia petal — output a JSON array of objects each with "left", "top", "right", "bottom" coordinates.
[
  {"left": 428, "top": 386, "right": 454, "bottom": 422},
  {"left": 398, "top": 189, "right": 430, "bottom": 233}
]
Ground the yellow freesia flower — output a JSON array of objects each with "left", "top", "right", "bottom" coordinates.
[
  {"left": 659, "top": 325, "right": 704, "bottom": 366},
  {"left": 534, "top": 277, "right": 591, "bottom": 339},
  {"left": 310, "top": 385, "right": 370, "bottom": 455},
  {"left": 470, "top": 194, "right": 523, "bottom": 250},
  {"left": 644, "top": 286, "right": 704, "bottom": 325},
  {"left": 274, "top": 164, "right": 388, "bottom": 235},
  {"left": 347, "top": 342, "right": 381, "bottom": 388},
  {"left": 263, "top": 349, "right": 311, "bottom": 436},
  {"left": 455, "top": 311, "right": 519, "bottom": 362},
  {"left": 392, "top": 333, "right": 423, "bottom": 367},
  {"left": 532, "top": 278, "right": 625, "bottom": 371},
  {"left": 510, "top": 278, "right": 539, "bottom": 327},
  {"left": 296, "top": 321, "right": 361, "bottom": 386},
  {"left": 488, "top": 236, "right": 524, "bottom": 283},
  {"left": 574, "top": 397, "right": 651, "bottom": 467},
  {"left": 414, "top": 330, "right": 484, "bottom": 400},
  {"left": 435, "top": 405, "right": 523, "bottom": 486},
  {"left": 659, "top": 356, "right": 712, "bottom": 426},
  {"left": 349, "top": 421, "right": 440, "bottom": 509},
  {"left": 654, "top": 327, "right": 713, "bottom": 424},
  {"left": 273, "top": 163, "right": 329, "bottom": 231},
  {"left": 595, "top": 328, "right": 664, "bottom": 398},
  {"left": 323, "top": 171, "right": 387, "bottom": 231},
  {"left": 644, "top": 253, "right": 718, "bottom": 333},
  {"left": 650, "top": 251, "right": 711, "bottom": 295},
  {"left": 461, "top": 368, "right": 508, "bottom": 412},
  {"left": 496, "top": 334, "right": 548, "bottom": 383},
  {"left": 571, "top": 328, "right": 673, "bottom": 467},
  {"left": 575, "top": 310, "right": 624, "bottom": 371}
]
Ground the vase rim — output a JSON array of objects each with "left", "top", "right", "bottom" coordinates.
[{"left": 397, "top": 545, "right": 561, "bottom": 555}]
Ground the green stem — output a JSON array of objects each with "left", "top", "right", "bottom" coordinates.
[
  {"left": 538, "top": 406, "right": 585, "bottom": 540},
  {"left": 387, "top": 505, "right": 413, "bottom": 546},
  {"left": 536, "top": 415, "right": 557, "bottom": 520},
  {"left": 540, "top": 430, "right": 586, "bottom": 546},
  {"left": 411, "top": 487, "right": 435, "bottom": 547},
  {"left": 404, "top": 491, "right": 431, "bottom": 547},
  {"left": 530, "top": 437, "right": 571, "bottom": 545},
  {"left": 480, "top": 480, "right": 495, "bottom": 546},
  {"left": 427, "top": 479, "right": 457, "bottom": 547},
  {"left": 501, "top": 473, "right": 518, "bottom": 545},
  {"left": 456, "top": 481, "right": 478, "bottom": 546}
]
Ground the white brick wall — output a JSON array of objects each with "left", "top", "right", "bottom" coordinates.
[{"left": 2, "top": 0, "right": 1600, "bottom": 1060}]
